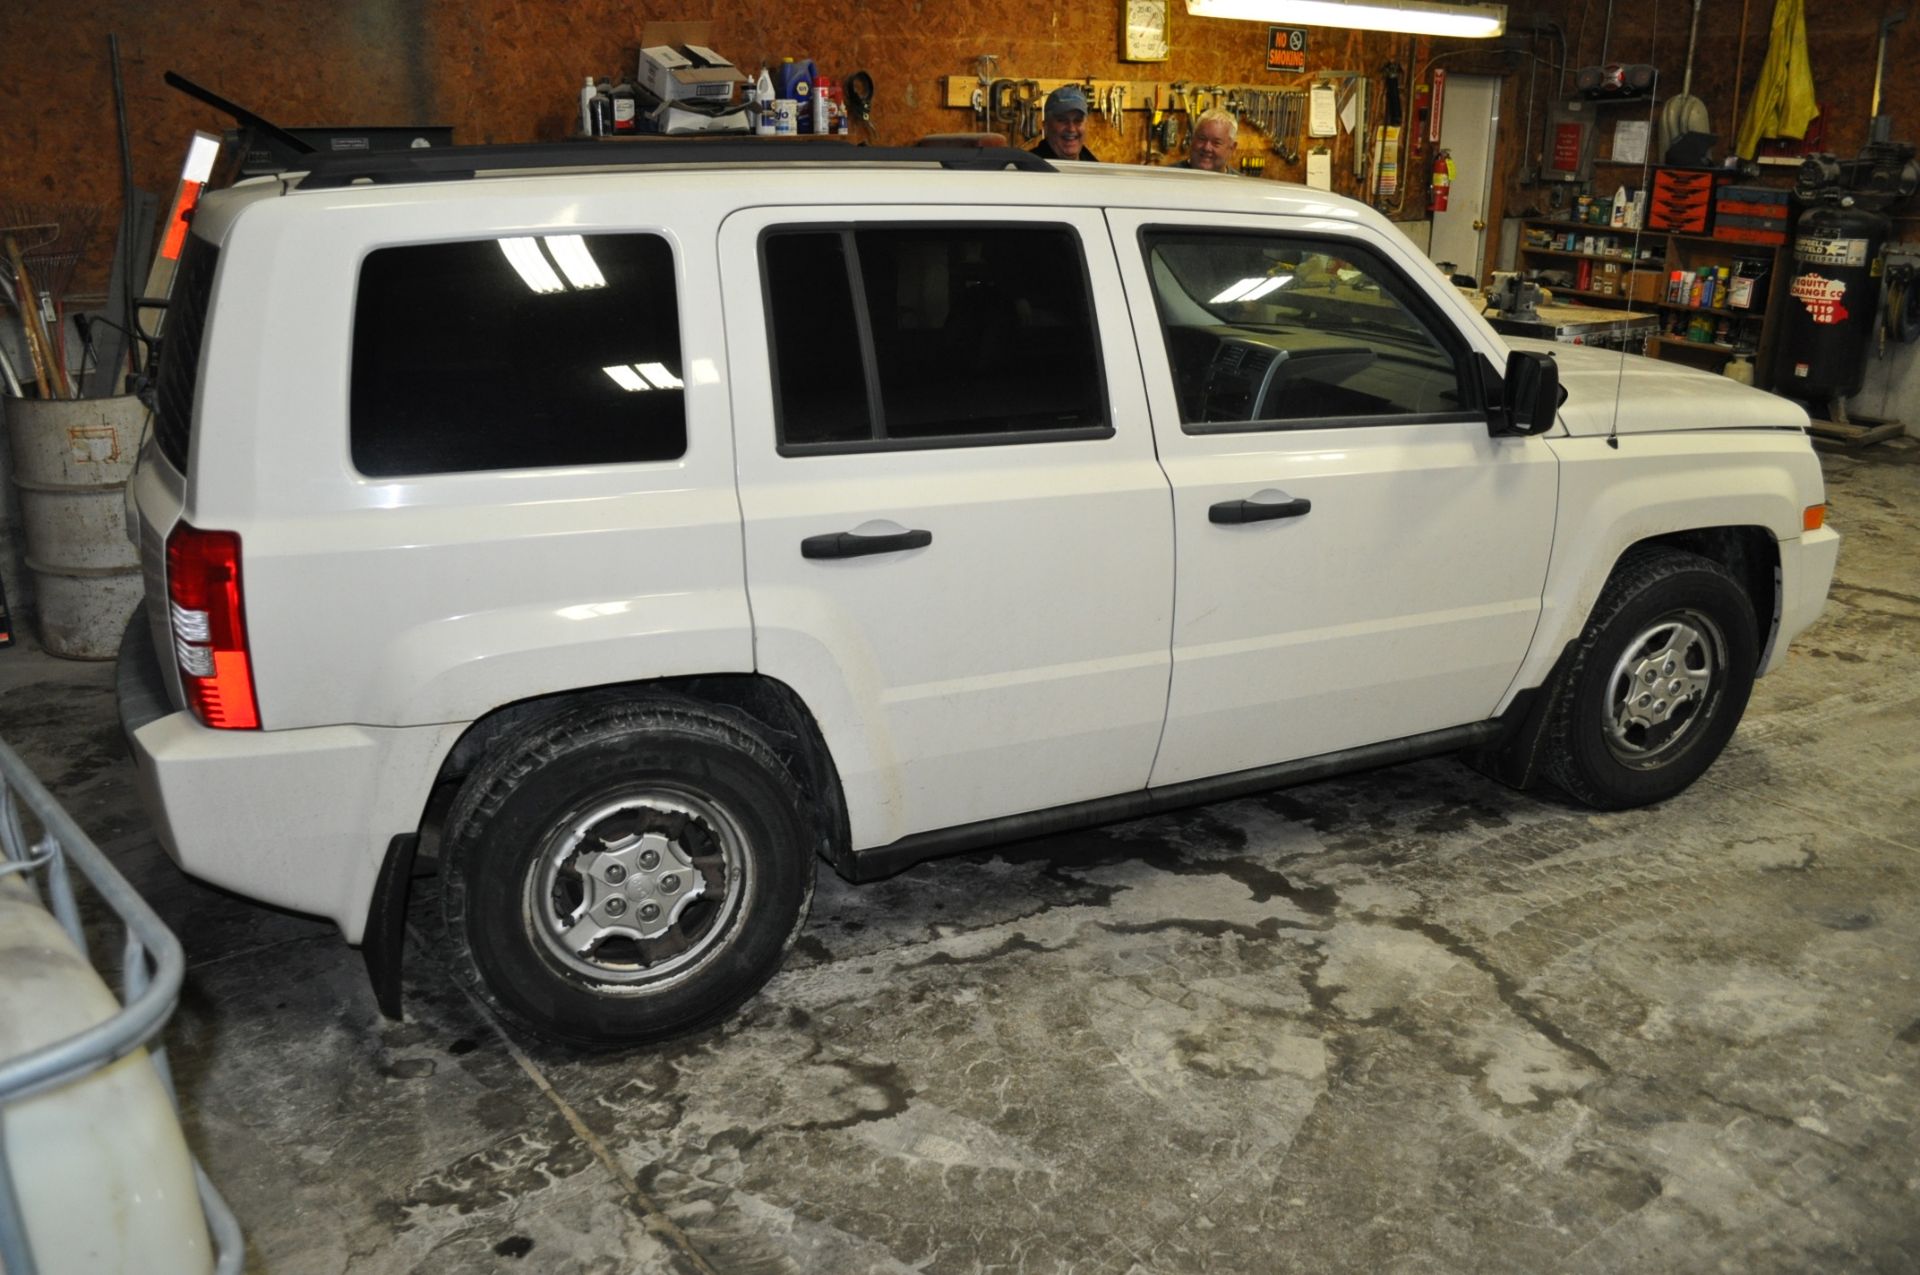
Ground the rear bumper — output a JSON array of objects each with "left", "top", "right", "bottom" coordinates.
[
  {"left": 116, "top": 618, "right": 465, "bottom": 943},
  {"left": 1767, "top": 524, "right": 1841, "bottom": 673}
]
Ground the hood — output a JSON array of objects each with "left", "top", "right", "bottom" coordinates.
[{"left": 1508, "top": 338, "right": 1811, "bottom": 437}]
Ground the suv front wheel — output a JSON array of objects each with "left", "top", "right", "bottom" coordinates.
[
  {"left": 1543, "top": 548, "right": 1759, "bottom": 810},
  {"left": 440, "top": 697, "right": 815, "bottom": 1047}
]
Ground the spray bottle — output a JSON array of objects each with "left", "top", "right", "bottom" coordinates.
[{"left": 579, "top": 76, "right": 597, "bottom": 137}]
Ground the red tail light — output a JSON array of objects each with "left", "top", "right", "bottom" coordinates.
[{"left": 165, "top": 523, "right": 260, "bottom": 729}]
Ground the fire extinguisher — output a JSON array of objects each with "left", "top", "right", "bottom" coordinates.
[{"left": 1430, "top": 149, "right": 1454, "bottom": 213}]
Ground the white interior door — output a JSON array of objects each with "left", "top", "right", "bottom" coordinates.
[{"left": 1429, "top": 74, "right": 1502, "bottom": 282}]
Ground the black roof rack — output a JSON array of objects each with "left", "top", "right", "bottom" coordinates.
[{"left": 295, "top": 138, "right": 1056, "bottom": 189}]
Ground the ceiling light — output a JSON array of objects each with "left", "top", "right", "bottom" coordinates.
[
  {"left": 635, "top": 362, "right": 684, "bottom": 390},
  {"left": 1186, "top": 0, "right": 1505, "bottom": 38},
  {"left": 603, "top": 365, "right": 651, "bottom": 392}
]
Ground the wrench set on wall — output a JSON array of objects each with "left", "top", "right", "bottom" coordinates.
[{"left": 947, "top": 70, "right": 1351, "bottom": 167}]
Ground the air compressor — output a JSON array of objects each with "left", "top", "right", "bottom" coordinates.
[
  {"left": 1769, "top": 9, "right": 1920, "bottom": 411},
  {"left": 1774, "top": 201, "right": 1890, "bottom": 404}
]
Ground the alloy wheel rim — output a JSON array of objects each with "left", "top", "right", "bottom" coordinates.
[{"left": 1602, "top": 608, "right": 1726, "bottom": 768}]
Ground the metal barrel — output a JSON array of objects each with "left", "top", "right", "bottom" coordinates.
[{"left": 3, "top": 394, "right": 147, "bottom": 660}]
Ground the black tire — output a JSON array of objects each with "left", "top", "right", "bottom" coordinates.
[
  {"left": 1542, "top": 548, "right": 1759, "bottom": 810},
  {"left": 439, "top": 696, "right": 815, "bottom": 1047}
]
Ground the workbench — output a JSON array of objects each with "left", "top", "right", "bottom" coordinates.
[{"left": 1472, "top": 294, "right": 1659, "bottom": 351}]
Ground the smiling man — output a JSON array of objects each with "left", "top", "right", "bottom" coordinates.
[
  {"left": 1031, "top": 86, "right": 1099, "bottom": 161},
  {"left": 1179, "top": 109, "right": 1240, "bottom": 172}
]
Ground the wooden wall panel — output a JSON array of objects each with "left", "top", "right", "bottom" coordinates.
[{"left": 0, "top": 1, "right": 1424, "bottom": 298}]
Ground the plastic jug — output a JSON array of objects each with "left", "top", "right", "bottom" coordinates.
[{"left": 774, "top": 58, "right": 816, "bottom": 125}]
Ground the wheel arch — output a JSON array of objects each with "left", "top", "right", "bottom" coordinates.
[
  {"left": 1476, "top": 525, "right": 1776, "bottom": 793},
  {"left": 360, "top": 672, "right": 851, "bottom": 1022}
]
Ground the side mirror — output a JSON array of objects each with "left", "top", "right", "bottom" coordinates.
[{"left": 1491, "top": 350, "right": 1560, "bottom": 437}]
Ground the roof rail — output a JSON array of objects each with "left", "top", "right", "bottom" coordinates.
[{"left": 296, "top": 138, "right": 1057, "bottom": 189}]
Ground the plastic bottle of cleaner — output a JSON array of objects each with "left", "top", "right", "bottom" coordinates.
[
  {"left": 610, "top": 81, "right": 638, "bottom": 134},
  {"left": 756, "top": 66, "right": 777, "bottom": 135},
  {"left": 580, "top": 76, "right": 598, "bottom": 137}
]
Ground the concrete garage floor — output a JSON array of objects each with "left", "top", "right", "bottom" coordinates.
[{"left": 2, "top": 441, "right": 1916, "bottom": 1275}]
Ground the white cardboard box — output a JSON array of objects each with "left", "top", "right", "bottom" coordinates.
[{"left": 638, "top": 41, "right": 744, "bottom": 102}]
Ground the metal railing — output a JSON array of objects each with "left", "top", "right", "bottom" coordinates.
[{"left": 0, "top": 735, "right": 242, "bottom": 1275}]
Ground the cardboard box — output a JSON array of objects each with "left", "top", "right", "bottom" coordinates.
[
  {"left": 1624, "top": 268, "right": 1665, "bottom": 303},
  {"left": 638, "top": 22, "right": 745, "bottom": 102}
]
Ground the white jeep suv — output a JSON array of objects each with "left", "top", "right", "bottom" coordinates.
[{"left": 118, "top": 141, "right": 1839, "bottom": 1046}]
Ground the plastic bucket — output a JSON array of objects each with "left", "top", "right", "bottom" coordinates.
[{"left": 3, "top": 394, "right": 147, "bottom": 660}]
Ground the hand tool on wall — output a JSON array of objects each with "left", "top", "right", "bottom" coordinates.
[{"left": 844, "top": 71, "right": 875, "bottom": 131}]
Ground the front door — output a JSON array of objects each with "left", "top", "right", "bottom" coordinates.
[
  {"left": 1106, "top": 210, "right": 1557, "bottom": 787},
  {"left": 719, "top": 207, "right": 1174, "bottom": 851}
]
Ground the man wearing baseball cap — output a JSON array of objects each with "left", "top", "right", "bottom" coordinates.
[{"left": 1031, "top": 86, "right": 1099, "bottom": 161}]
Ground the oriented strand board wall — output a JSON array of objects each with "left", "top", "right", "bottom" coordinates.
[{"left": 0, "top": 2, "right": 1420, "bottom": 298}]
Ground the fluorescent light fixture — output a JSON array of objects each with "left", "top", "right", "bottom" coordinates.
[
  {"left": 1186, "top": 0, "right": 1505, "bottom": 38},
  {"left": 500, "top": 237, "right": 565, "bottom": 294},
  {"left": 603, "top": 365, "right": 651, "bottom": 392},
  {"left": 635, "top": 362, "right": 684, "bottom": 390},
  {"left": 542, "top": 235, "right": 606, "bottom": 290}
]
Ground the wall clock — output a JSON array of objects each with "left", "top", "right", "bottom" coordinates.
[{"left": 1124, "top": 0, "right": 1171, "bottom": 62}]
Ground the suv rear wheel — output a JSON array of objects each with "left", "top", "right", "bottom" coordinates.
[
  {"left": 440, "top": 697, "right": 814, "bottom": 1047},
  {"left": 1543, "top": 548, "right": 1759, "bottom": 810}
]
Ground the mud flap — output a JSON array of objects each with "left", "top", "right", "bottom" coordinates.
[
  {"left": 1467, "top": 641, "right": 1576, "bottom": 790},
  {"left": 361, "top": 833, "right": 419, "bottom": 1020}
]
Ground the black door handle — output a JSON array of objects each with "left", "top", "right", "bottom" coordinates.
[
  {"left": 1209, "top": 496, "right": 1312, "bottom": 525},
  {"left": 801, "top": 528, "right": 934, "bottom": 559}
]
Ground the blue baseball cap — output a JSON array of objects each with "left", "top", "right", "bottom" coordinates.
[{"left": 1045, "top": 86, "right": 1090, "bottom": 119}]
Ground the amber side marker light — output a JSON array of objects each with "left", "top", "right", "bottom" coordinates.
[{"left": 1803, "top": 505, "right": 1826, "bottom": 532}]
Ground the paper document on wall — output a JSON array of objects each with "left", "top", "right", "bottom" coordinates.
[
  {"left": 1310, "top": 85, "right": 1337, "bottom": 137},
  {"left": 1612, "top": 120, "right": 1650, "bottom": 166},
  {"left": 1306, "top": 149, "right": 1333, "bottom": 190}
]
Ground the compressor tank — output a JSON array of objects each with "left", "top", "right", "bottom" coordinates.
[{"left": 1773, "top": 202, "right": 1890, "bottom": 402}]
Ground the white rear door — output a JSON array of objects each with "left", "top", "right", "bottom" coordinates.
[
  {"left": 1106, "top": 209, "right": 1557, "bottom": 786},
  {"left": 719, "top": 207, "right": 1173, "bottom": 851}
]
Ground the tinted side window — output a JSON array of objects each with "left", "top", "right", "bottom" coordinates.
[
  {"left": 1142, "top": 230, "right": 1475, "bottom": 431},
  {"left": 765, "top": 224, "right": 1108, "bottom": 451},
  {"left": 352, "top": 234, "right": 685, "bottom": 476}
]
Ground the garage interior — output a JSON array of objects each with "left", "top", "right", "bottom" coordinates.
[{"left": 2, "top": 1, "right": 1918, "bottom": 1272}]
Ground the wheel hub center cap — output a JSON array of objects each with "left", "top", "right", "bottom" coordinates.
[
  {"left": 565, "top": 830, "right": 708, "bottom": 948},
  {"left": 1621, "top": 643, "right": 1709, "bottom": 730}
]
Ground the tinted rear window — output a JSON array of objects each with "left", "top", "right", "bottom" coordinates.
[{"left": 351, "top": 234, "right": 686, "bottom": 476}]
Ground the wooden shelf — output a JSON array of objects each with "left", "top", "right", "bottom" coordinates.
[
  {"left": 1647, "top": 335, "right": 1744, "bottom": 357},
  {"left": 1513, "top": 217, "right": 1787, "bottom": 384},
  {"left": 1523, "top": 246, "right": 1648, "bottom": 264}
]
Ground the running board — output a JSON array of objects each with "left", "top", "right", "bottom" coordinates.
[{"left": 838, "top": 720, "right": 1503, "bottom": 882}]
